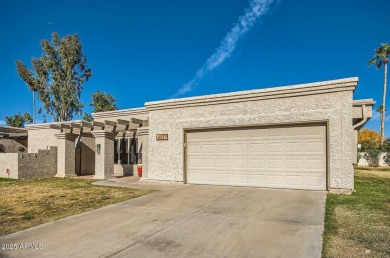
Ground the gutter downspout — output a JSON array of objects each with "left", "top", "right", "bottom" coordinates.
[{"left": 353, "top": 105, "right": 367, "bottom": 130}]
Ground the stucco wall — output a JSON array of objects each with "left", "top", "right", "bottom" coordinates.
[
  {"left": 0, "top": 153, "right": 19, "bottom": 179},
  {"left": 0, "top": 138, "right": 27, "bottom": 153},
  {"left": 80, "top": 135, "right": 95, "bottom": 175},
  {"left": 146, "top": 84, "right": 355, "bottom": 191},
  {"left": 27, "top": 128, "right": 59, "bottom": 153}
]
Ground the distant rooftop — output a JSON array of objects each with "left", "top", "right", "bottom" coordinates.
[{"left": 0, "top": 126, "right": 28, "bottom": 138}]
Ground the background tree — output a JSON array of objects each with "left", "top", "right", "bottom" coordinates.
[
  {"left": 5, "top": 113, "right": 33, "bottom": 128},
  {"left": 16, "top": 32, "right": 92, "bottom": 122},
  {"left": 368, "top": 42, "right": 390, "bottom": 144},
  {"left": 16, "top": 64, "right": 38, "bottom": 123},
  {"left": 83, "top": 90, "right": 117, "bottom": 121},
  {"left": 358, "top": 128, "right": 381, "bottom": 143},
  {"left": 357, "top": 129, "right": 381, "bottom": 166}
]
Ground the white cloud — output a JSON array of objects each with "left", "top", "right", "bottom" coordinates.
[{"left": 172, "top": 0, "right": 277, "bottom": 98}]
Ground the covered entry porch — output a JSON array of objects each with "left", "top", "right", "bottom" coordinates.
[{"left": 49, "top": 118, "right": 149, "bottom": 179}]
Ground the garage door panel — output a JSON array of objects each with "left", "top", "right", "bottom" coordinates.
[
  {"left": 305, "top": 158, "right": 326, "bottom": 170},
  {"left": 265, "top": 174, "right": 284, "bottom": 185},
  {"left": 247, "top": 175, "right": 265, "bottom": 185},
  {"left": 286, "top": 142, "right": 303, "bottom": 153},
  {"left": 305, "top": 126, "right": 326, "bottom": 135},
  {"left": 306, "top": 176, "right": 326, "bottom": 188},
  {"left": 216, "top": 144, "right": 230, "bottom": 153},
  {"left": 266, "top": 158, "right": 284, "bottom": 169},
  {"left": 305, "top": 141, "right": 326, "bottom": 153},
  {"left": 285, "top": 158, "right": 303, "bottom": 169},
  {"left": 285, "top": 175, "right": 303, "bottom": 186},
  {"left": 186, "top": 125, "right": 326, "bottom": 190},
  {"left": 248, "top": 143, "right": 265, "bottom": 153},
  {"left": 248, "top": 158, "right": 265, "bottom": 168},
  {"left": 188, "top": 143, "right": 201, "bottom": 154},
  {"left": 267, "top": 142, "right": 284, "bottom": 153},
  {"left": 216, "top": 158, "right": 230, "bottom": 168}
]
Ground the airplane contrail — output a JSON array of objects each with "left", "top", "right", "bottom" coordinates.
[{"left": 172, "top": 0, "right": 277, "bottom": 98}]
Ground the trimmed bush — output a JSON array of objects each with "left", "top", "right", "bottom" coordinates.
[{"left": 361, "top": 139, "right": 381, "bottom": 167}]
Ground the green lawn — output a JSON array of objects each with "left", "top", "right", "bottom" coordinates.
[
  {"left": 0, "top": 178, "right": 154, "bottom": 236},
  {"left": 322, "top": 169, "right": 390, "bottom": 257}
]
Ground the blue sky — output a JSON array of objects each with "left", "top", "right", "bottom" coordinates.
[{"left": 0, "top": 0, "right": 389, "bottom": 134}]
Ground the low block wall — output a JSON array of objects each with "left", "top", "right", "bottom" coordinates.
[
  {"left": 18, "top": 147, "right": 58, "bottom": 179},
  {"left": 0, "top": 146, "right": 57, "bottom": 179},
  {"left": 358, "top": 152, "right": 388, "bottom": 167}
]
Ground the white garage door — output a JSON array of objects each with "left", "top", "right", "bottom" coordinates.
[{"left": 186, "top": 125, "right": 326, "bottom": 190}]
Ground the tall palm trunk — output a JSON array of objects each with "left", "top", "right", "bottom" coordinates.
[
  {"left": 381, "top": 61, "right": 388, "bottom": 144},
  {"left": 32, "top": 91, "right": 36, "bottom": 124}
]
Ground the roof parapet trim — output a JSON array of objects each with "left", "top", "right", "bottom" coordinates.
[
  {"left": 25, "top": 120, "right": 83, "bottom": 130},
  {"left": 353, "top": 99, "right": 376, "bottom": 106},
  {"left": 92, "top": 107, "right": 147, "bottom": 119},
  {"left": 145, "top": 77, "right": 359, "bottom": 111}
]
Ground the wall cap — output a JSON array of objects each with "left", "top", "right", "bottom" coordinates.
[
  {"left": 92, "top": 107, "right": 147, "bottom": 119},
  {"left": 145, "top": 77, "right": 359, "bottom": 111}
]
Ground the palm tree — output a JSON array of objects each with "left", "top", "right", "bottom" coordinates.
[{"left": 368, "top": 43, "right": 390, "bottom": 144}]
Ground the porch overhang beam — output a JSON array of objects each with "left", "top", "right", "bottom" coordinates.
[
  {"left": 93, "top": 121, "right": 105, "bottom": 130},
  {"left": 117, "top": 119, "right": 130, "bottom": 126},
  {"left": 104, "top": 120, "right": 117, "bottom": 127},
  {"left": 81, "top": 121, "right": 94, "bottom": 128},
  {"left": 130, "top": 118, "right": 143, "bottom": 125}
]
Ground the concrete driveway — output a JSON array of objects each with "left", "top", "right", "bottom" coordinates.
[{"left": 0, "top": 181, "right": 326, "bottom": 258}]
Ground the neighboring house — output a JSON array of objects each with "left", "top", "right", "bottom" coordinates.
[
  {"left": 0, "top": 126, "right": 28, "bottom": 153},
  {"left": 0, "top": 78, "right": 375, "bottom": 194},
  {"left": 0, "top": 126, "right": 57, "bottom": 179}
]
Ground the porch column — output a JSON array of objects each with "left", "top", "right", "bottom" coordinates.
[
  {"left": 92, "top": 130, "right": 117, "bottom": 179},
  {"left": 137, "top": 127, "right": 149, "bottom": 179},
  {"left": 55, "top": 133, "right": 78, "bottom": 177}
]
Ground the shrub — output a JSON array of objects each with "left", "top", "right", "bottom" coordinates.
[
  {"left": 360, "top": 139, "right": 379, "bottom": 152},
  {"left": 357, "top": 151, "right": 362, "bottom": 164},
  {"left": 383, "top": 153, "right": 390, "bottom": 166},
  {"left": 364, "top": 149, "right": 381, "bottom": 167},
  {"left": 381, "top": 138, "right": 390, "bottom": 152},
  {"left": 381, "top": 138, "right": 390, "bottom": 165},
  {"left": 0, "top": 144, "right": 5, "bottom": 153}
]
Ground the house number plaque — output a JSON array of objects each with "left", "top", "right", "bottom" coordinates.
[{"left": 156, "top": 134, "right": 168, "bottom": 141}]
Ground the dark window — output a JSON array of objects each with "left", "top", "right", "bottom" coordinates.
[
  {"left": 130, "top": 138, "right": 138, "bottom": 164},
  {"left": 114, "top": 140, "right": 118, "bottom": 164},
  {"left": 120, "top": 139, "right": 128, "bottom": 164}
]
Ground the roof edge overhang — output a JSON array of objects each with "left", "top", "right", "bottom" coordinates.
[
  {"left": 0, "top": 126, "right": 29, "bottom": 137},
  {"left": 145, "top": 77, "right": 359, "bottom": 111},
  {"left": 353, "top": 98, "right": 376, "bottom": 130},
  {"left": 25, "top": 120, "right": 83, "bottom": 130},
  {"left": 353, "top": 99, "right": 376, "bottom": 106}
]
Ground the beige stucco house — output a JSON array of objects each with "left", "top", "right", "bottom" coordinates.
[{"left": 0, "top": 78, "right": 375, "bottom": 193}]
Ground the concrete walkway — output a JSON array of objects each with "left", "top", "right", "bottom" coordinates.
[{"left": 0, "top": 180, "right": 326, "bottom": 258}]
